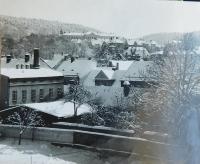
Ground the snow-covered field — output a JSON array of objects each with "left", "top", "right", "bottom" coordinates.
[
  {"left": 0, "top": 138, "right": 149, "bottom": 164},
  {"left": 0, "top": 138, "right": 102, "bottom": 164}
]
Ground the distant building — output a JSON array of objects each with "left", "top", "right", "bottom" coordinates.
[
  {"left": 0, "top": 49, "right": 64, "bottom": 110},
  {"left": 62, "top": 32, "right": 119, "bottom": 40},
  {"left": 124, "top": 47, "right": 150, "bottom": 61}
]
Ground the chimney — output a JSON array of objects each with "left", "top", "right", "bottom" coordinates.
[
  {"left": 108, "top": 61, "right": 112, "bottom": 67},
  {"left": 64, "top": 54, "right": 68, "bottom": 60},
  {"left": 25, "top": 54, "right": 30, "bottom": 62},
  {"left": 112, "top": 63, "right": 119, "bottom": 71},
  {"left": 116, "top": 63, "right": 119, "bottom": 70},
  {"left": 123, "top": 81, "right": 130, "bottom": 97},
  {"left": 33, "top": 48, "right": 40, "bottom": 69},
  {"left": 70, "top": 57, "right": 75, "bottom": 63},
  {"left": 6, "top": 55, "right": 12, "bottom": 63}
]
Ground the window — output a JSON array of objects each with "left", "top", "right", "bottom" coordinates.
[
  {"left": 49, "top": 88, "right": 53, "bottom": 99},
  {"left": 12, "top": 91, "right": 17, "bottom": 104},
  {"left": 31, "top": 89, "right": 36, "bottom": 102},
  {"left": 57, "top": 87, "right": 63, "bottom": 98},
  {"left": 25, "top": 65, "right": 29, "bottom": 69},
  {"left": 95, "top": 80, "right": 115, "bottom": 86},
  {"left": 39, "top": 89, "right": 44, "bottom": 101},
  {"left": 22, "top": 90, "right": 27, "bottom": 103}
]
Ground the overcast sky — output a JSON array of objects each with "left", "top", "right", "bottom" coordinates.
[{"left": 0, "top": 0, "right": 200, "bottom": 38}]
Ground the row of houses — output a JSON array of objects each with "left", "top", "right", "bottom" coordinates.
[{"left": 0, "top": 48, "right": 153, "bottom": 110}]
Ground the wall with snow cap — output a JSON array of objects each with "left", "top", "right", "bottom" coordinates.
[
  {"left": 0, "top": 125, "right": 73, "bottom": 143},
  {"left": 0, "top": 124, "right": 183, "bottom": 161}
]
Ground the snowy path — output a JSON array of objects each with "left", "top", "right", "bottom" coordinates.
[{"left": 0, "top": 138, "right": 102, "bottom": 164}]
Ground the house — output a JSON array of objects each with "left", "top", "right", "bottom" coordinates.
[
  {"left": 95, "top": 69, "right": 115, "bottom": 86},
  {"left": 124, "top": 47, "right": 150, "bottom": 61},
  {"left": 0, "top": 49, "right": 64, "bottom": 110},
  {"left": 83, "top": 60, "right": 153, "bottom": 105}
]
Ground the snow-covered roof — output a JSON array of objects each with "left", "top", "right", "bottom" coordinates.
[
  {"left": 63, "top": 32, "right": 85, "bottom": 36},
  {"left": 150, "top": 51, "right": 164, "bottom": 55},
  {"left": 91, "top": 39, "right": 105, "bottom": 46},
  {"left": 122, "top": 60, "right": 152, "bottom": 81},
  {"left": 56, "top": 59, "right": 97, "bottom": 79},
  {"left": 42, "top": 54, "right": 67, "bottom": 68},
  {"left": 110, "top": 60, "right": 133, "bottom": 70},
  {"left": 1, "top": 68, "right": 63, "bottom": 79},
  {"left": 101, "top": 69, "right": 115, "bottom": 79},
  {"left": 1, "top": 56, "right": 50, "bottom": 69},
  {"left": 24, "top": 100, "right": 91, "bottom": 118},
  {"left": 109, "top": 38, "right": 125, "bottom": 44}
]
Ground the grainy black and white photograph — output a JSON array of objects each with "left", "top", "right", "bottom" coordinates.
[{"left": 1, "top": 0, "right": 200, "bottom": 163}]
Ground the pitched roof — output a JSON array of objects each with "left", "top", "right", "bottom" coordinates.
[
  {"left": 110, "top": 60, "right": 133, "bottom": 70},
  {"left": 24, "top": 100, "right": 91, "bottom": 118},
  {"left": 42, "top": 54, "right": 67, "bottom": 68},
  {"left": 122, "top": 60, "right": 152, "bottom": 81},
  {"left": 56, "top": 59, "right": 97, "bottom": 78}
]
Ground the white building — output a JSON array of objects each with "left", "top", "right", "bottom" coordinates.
[
  {"left": 0, "top": 68, "right": 64, "bottom": 110},
  {"left": 0, "top": 49, "right": 64, "bottom": 110}
]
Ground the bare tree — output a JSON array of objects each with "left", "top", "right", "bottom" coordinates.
[
  {"left": 65, "top": 81, "right": 93, "bottom": 116},
  {"left": 5, "top": 107, "right": 44, "bottom": 145},
  {"left": 142, "top": 33, "right": 200, "bottom": 138}
]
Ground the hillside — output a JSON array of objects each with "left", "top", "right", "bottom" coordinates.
[
  {"left": 141, "top": 32, "right": 184, "bottom": 45},
  {"left": 0, "top": 15, "right": 99, "bottom": 40}
]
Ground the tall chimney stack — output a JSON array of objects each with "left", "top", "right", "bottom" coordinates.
[
  {"left": 116, "top": 62, "right": 119, "bottom": 70},
  {"left": 25, "top": 54, "right": 30, "bottom": 63},
  {"left": 33, "top": 48, "right": 40, "bottom": 69}
]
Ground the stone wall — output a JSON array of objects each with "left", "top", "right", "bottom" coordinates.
[
  {"left": 0, "top": 124, "right": 182, "bottom": 161},
  {"left": 0, "top": 124, "right": 73, "bottom": 143}
]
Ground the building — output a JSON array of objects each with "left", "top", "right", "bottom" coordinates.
[
  {"left": 124, "top": 47, "right": 150, "bottom": 61},
  {"left": 62, "top": 32, "right": 119, "bottom": 40},
  {"left": 0, "top": 49, "right": 64, "bottom": 110},
  {"left": 82, "top": 60, "right": 153, "bottom": 106}
]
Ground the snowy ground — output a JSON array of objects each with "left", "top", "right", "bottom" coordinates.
[{"left": 0, "top": 138, "right": 155, "bottom": 164}]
